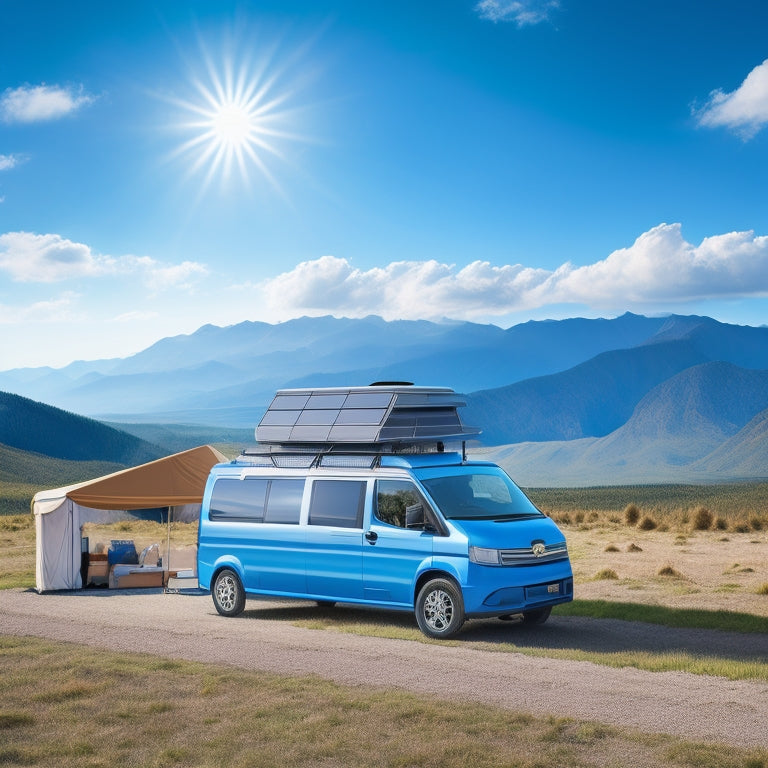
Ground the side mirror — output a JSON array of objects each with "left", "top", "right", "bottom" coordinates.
[{"left": 405, "top": 503, "right": 425, "bottom": 529}]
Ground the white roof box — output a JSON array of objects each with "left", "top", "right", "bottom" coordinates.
[{"left": 256, "top": 383, "right": 480, "bottom": 446}]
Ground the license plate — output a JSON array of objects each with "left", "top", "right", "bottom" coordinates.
[{"left": 547, "top": 583, "right": 560, "bottom": 594}]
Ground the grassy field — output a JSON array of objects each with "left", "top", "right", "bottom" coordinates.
[{"left": 1, "top": 635, "right": 767, "bottom": 768}]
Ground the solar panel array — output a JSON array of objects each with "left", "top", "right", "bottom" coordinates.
[{"left": 255, "top": 385, "right": 479, "bottom": 446}]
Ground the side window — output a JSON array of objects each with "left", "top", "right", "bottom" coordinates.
[
  {"left": 309, "top": 480, "right": 366, "bottom": 529},
  {"left": 264, "top": 479, "right": 304, "bottom": 524},
  {"left": 375, "top": 480, "right": 425, "bottom": 529},
  {"left": 209, "top": 478, "right": 268, "bottom": 521}
]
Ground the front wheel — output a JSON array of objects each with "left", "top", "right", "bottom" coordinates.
[
  {"left": 415, "top": 578, "right": 465, "bottom": 638},
  {"left": 522, "top": 606, "right": 552, "bottom": 625},
  {"left": 212, "top": 568, "right": 245, "bottom": 617}
]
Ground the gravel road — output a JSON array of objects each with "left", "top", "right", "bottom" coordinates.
[{"left": 3, "top": 587, "right": 768, "bottom": 749}]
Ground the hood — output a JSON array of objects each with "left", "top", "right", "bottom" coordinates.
[{"left": 448, "top": 515, "right": 566, "bottom": 550}]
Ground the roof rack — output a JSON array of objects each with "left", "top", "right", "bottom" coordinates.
[{"left": 255, "top": 384, "right": 480, "bottom": 447}]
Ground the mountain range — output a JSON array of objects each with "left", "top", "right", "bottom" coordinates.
[{"left": 1, "top": 312, "right": 767, "bottom": 486}]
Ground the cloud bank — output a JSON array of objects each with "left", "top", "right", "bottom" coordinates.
[
  {"left": 258, "top": 223, "right": 768, "bottom": 321},
  {"left": 1, "top": 84, "right": 95, "bottom": 123},
  {"left": 475, "top": 0, "right": 560, "bottom": 27},
  {"left": 695, "top": 59, "right": 768, "bottom": 139},
  {"left": 0, "top": 231, "right": 207, "bottom": 290}
]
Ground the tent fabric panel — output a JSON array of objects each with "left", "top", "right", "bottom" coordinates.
[{"left": 35, "top": 498, "right": 81, "bottom": 592}]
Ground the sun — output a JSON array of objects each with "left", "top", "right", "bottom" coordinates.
[{"left": 166, "top": 29, "right": 314, "bottom": 197}]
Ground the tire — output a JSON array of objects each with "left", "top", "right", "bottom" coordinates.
[
  {"left": 521, "top": 606, "right": 552, "bottom": 625},
  {"left": 315, "top": 600, "right": 337, "bottom": 608},
  {"left": 415, "top": 578, "right": 465, "bottom": 638},
  {"left": 212, "top": 568, "right": 245, "bottom": 617}
]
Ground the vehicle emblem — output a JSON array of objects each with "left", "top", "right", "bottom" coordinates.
[{"left": 532, "top": 542, "right": 546, "bottom": 557}]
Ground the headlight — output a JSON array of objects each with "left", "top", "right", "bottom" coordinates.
[{"left": 469, "top": 546, "right": 501, "bottom": 566}]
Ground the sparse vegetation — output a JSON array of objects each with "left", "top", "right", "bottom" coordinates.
[
  {"left": 692, "top": 506, "right": 713, "bottom": 531},
  {"left": 657, "top": 565, "right": 684, "bottom": 579},
  {"left": 624, "top": 503, "right": 640, "bottom": 526},
  {"left": 595, "top": 568, "right": 619, "bottom": 580},
  {"left": 757, "top": 584, "right": 768, "bottom": 596},
  {"left": 604, "top": 544, "right": 620, "bottom": 552},
  {"left": 638, "top": 515, "right": 658, "bottom": 531}
]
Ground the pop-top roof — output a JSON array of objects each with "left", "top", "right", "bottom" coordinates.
[{"left": 255, "top": 385, "right": 480, "bottom": 446}]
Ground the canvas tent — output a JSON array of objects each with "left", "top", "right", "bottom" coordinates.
[{"left": 32, "top": 445, "right": 227, "bottom": 592}]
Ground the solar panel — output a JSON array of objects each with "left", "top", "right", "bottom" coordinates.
[{"left": 255, "top": 385, "right": 479, "bottom": 446}]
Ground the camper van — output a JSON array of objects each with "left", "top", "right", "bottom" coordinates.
[{"left": 197, "top": 385, "right": 573, "bottom": 638}]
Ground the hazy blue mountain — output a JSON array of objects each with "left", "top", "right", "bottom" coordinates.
[
  {"left": 481, "top": 362, "right": 768, "bottom": 486},
  {"left": 0, "top": 391, "right": 164, "bottom": 465},
  {"left": 464, "top": 340, "right": 710, "bottom": 444},
  {"left": 0, "top": 313, "right": 676, "bottom": 422}
]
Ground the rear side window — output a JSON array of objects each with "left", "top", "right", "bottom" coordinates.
[
  {"left": 309, "top": 480, "right": 366, "bottom": 528},
  {"left": 209, "top": 477, "right": 304, "bottom": 524},
  {"left": 209, "top": 478, "right": 268, "bottom": 522}
]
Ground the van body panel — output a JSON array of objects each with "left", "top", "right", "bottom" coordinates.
[
  {"left": 305, "top": 527, "right": 364, "bottom": 599},
  {"left": 362, "top": 523, "right": 434, "bottom": 604}
]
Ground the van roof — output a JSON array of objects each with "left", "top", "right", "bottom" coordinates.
[{"left": 255, "top": 384, "right": 480, "bottom": 447}]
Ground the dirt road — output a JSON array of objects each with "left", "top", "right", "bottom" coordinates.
[{"left": 2, "top": 587, "right": 767, "bottom": 749}]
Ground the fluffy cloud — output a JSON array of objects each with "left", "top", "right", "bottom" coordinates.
[
  {"left": 1, "top": 84, "right": 95, "bottom": 123},
  {"left": 475, "top": 0, "right": 560, "bottom": 26},
  {"left": 258, "top": 223, "right": 768, "bottom": 321},
  {"left": 695, "top": 59, "right": 768, "bottom": 139},
  {"left": 0, "top": 232, "right": 114, "bottom": 282},
  {"left": 0, "top": 231, "right": 208, "bottom": 290}
]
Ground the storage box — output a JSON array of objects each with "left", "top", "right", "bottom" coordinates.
[{"left": 86, "top": 554, "right": 109, "bottom": 586}]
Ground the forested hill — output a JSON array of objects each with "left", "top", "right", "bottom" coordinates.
[{"left": 0, "top": 391, "right": 164, "bottom": 465}]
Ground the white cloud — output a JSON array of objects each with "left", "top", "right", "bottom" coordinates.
[
  {"left": 0, "top": 83, "right": 95, "bottom": 123},
  {"left": 142, "top": 260, "right": 209, "bottom": 292},
  {"left": 257, "top": 223, "right": 768, "bottom": 321},
  {"left": 0, "top": 231, "right": 208, "bottom": 291},
  {"left": 695, "top": 59, "right": 768, "bottom": 139},
  {"left": 0, "top": 153, "right": 25, "bottom": 171},
  {"left": 475, "top": 0, "right": 560, "bottom": 26},
  {"left": 0, "top": 232, "right": 115, "bottom": 282}
]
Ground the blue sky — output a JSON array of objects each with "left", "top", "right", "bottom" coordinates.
[{"left": 2, "top": 0, "right": 768, "bottom": 368}]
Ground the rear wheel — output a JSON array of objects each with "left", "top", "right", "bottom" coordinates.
[
  {"left": 522, "top": 606, "right": 552, "bottom": 625},
  {"left": 415, "top": 578, "right": 465, "bottom": 638},
  {"left": 212, "top": 568, "right": 245, "bottom": 617}
]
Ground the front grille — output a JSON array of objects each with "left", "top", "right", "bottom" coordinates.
[{"left": 499, "top": 542, "right": 568, "bottom": 566}]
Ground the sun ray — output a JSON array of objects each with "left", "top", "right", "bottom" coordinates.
[{"left": 164, "top": 27, "right": 318, "bottom": 197}]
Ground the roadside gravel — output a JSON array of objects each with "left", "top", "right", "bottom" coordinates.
[{"left": 2, "top": 587, "right": 767, "bottom": 749}]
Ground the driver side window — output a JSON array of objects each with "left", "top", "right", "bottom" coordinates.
[{"left": 375, "top": 480, "right": 424, "bottom": 529}]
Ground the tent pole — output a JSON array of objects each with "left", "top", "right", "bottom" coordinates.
[{"left": 166, "top": 506, "right": 172, "bottom": 581}]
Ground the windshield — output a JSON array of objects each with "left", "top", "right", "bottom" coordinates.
[{"left": 419, "top": 469, "right": 543, "bottom": 521}]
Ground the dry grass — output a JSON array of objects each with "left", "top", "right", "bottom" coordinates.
[{"left": 5, "top": 636, "right": 767, "bottom": 768}]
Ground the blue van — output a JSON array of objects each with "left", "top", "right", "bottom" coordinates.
[{"left": 197, "top": 385, "right": 573, "bottom": 638}]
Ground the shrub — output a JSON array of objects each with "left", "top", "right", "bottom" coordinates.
[
  {"left": 595, "top": 569, "right": 619, "bottom": 580},
  {"left": 604, "top": 544, "right": 620, "bottom": 553},
  {"left": 756, "top": 584, "right": 768, "bottom": 596},
  {"left": 626, "top": 543, "right": 643, "bottom": 552},
  {"left": 692, "top": 506, "right": 713, "bottom": 531},
  {"left": 623, "top": 504, "right": 640, "bottom": 526},
  {"left": 657, "top": 565, "right": 682, "bottom": 578},
  {"left": 732, "top": 519, "right": 751, "bottom": 533},
  {"left": 749, "top": 517, "right": 763, "bottom": 531},
  {"left": 714, "top": 517, "right": 728, "bottom": 531},
  {"left": 638, "top": 515, "right": 657, "bottom": 531}
]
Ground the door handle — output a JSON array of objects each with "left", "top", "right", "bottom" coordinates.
[{"left": 365, "top": 531, "right": 378, "bottom": 543}]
